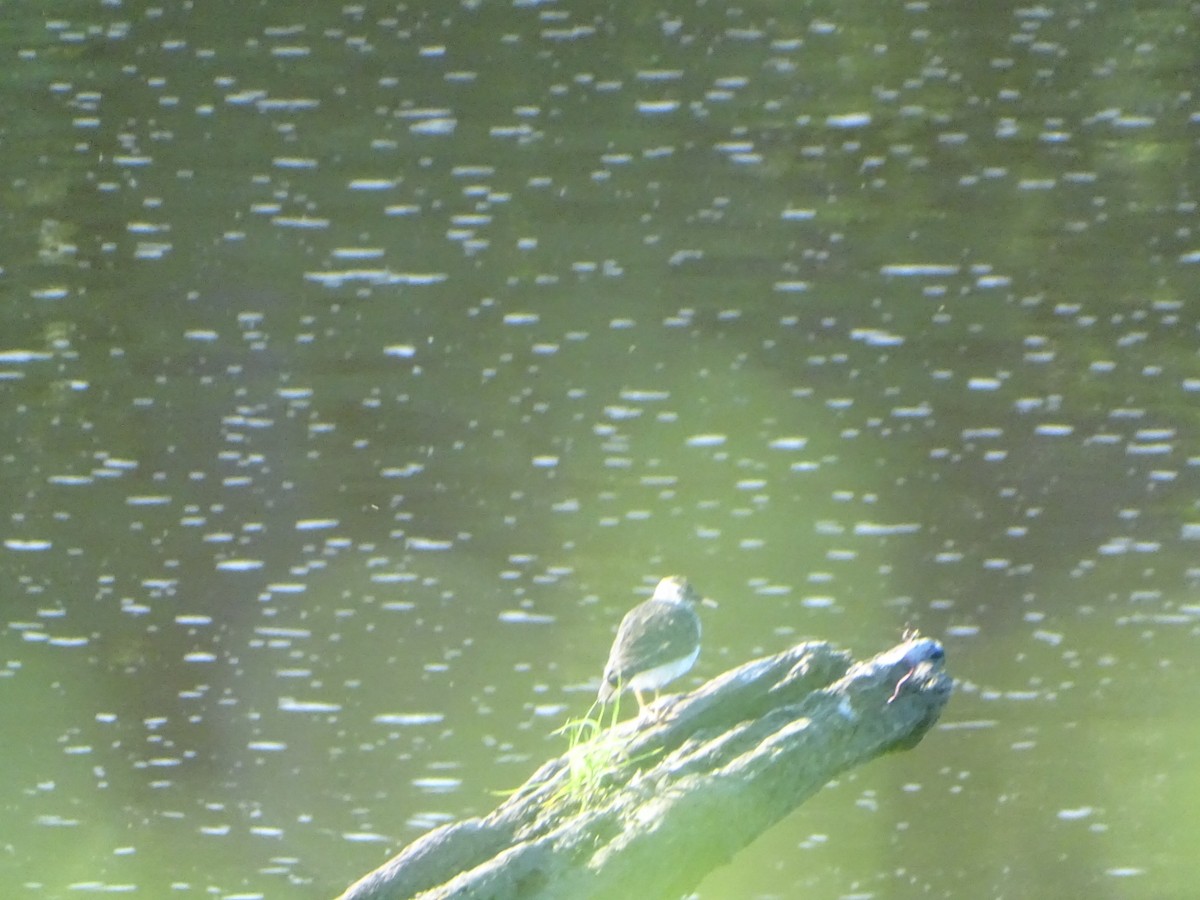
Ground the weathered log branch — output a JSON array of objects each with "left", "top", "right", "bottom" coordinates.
[{"left": 338, "top": 636, "right": 952, "bottom": 900}]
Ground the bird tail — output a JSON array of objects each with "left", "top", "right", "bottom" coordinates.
[{"left": 596, "top": 679, "right": 615, "bottom": 705}]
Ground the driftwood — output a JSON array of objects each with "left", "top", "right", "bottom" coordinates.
[{"left": 337, "top": 636, "right": 952, "bottom": 900}]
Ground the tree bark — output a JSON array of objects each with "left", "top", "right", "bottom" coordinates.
[{"left": 337, "top": 636, "right": 952, "bottom": 900}]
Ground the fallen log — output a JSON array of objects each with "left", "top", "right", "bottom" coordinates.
[{"left": 338, "top": 635, "right": 951, "bottom": 900}]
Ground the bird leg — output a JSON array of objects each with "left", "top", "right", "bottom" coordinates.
[{"left": 634, "top": 688, "right": 670, "bottom": 721}]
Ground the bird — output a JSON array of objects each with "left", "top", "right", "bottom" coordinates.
[{"left": 597, "top": 575, "right": 703, "bottom": 716}]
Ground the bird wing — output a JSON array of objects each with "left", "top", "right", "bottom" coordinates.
[{"left": 603, "top": 599, "right": 701, "bottom": 682}]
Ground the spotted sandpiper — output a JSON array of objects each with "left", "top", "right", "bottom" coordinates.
[{"left": 597, "top": 575, "right": 702, "bottom": 715}]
